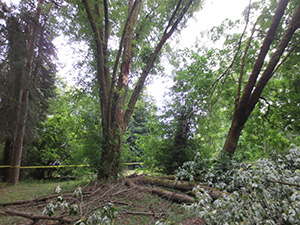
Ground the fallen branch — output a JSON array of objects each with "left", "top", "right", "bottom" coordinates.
[
  {"left": 119, "top": 210, "right": 164, "bottom": 217},
  {"left": 5, "top": 209, "right": 73, "bottom": 223},
  {"left": 0, "top": 192, "right": 77, "bottom": 207},
  {"left": 266, "top": 179, "right": 300, "bottom": 188},
  {"left": 111, "top": 200, "right": 131, "bottom": 205},
  {"left": 0, "top": 194, "right": 60, "bottom": 207}
]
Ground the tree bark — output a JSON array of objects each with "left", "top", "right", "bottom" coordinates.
[
  {"left": 0, "top": 139, "right": 12, "bottom": 181},
  {"left": 135, "top": 175, "right": 223, "bottom": 200},
  {"left": 9, "top": 90, "right": 29, "bottom": 184},
  {"left": 127, "top": 178, "right": 196, "bottom": 204},
  {"left": 224, "top": 0, "right": 300, "bottom": 157}
]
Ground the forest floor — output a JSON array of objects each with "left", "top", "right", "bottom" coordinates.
[{"left": 0, "top": 172, "right": 205, "bottom": 225}]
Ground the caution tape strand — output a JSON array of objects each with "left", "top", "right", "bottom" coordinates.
[{"left": 0, "top": 162, "right": 142, "bottom": 169}]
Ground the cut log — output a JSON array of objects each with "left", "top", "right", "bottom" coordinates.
[
  {"left": 136, "top": 176, "right": 197, "bottom": 191},
  {"left": 126, "top": 180, "right": 195, "bottom": 204},
  {"left": 135, "top": 176, "right": 223, "bottom": 200},
  {"left": 142, "top": 186, "right": 195, "bottom": 204}
]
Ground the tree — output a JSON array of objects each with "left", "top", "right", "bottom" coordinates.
[
  {"left": 224, "top": 0, "right": 300, "bottom": 157},
  {"left": 0, "top": 0, "right": 57, "bottom": 183},
  {"left": 137, "top": 48, "right": 228, "bottom": 174},
  {"left": 74, "top": 0, "right": 203, "bottom": 179}
]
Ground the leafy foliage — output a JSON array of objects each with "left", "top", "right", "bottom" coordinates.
[
  {"left": 42, "top": 186, "right": 82, "bottom": 217},
  {"left": 178, "top": 147, "right": 300, "bottom": 224},
  {"left": 75, "top": 203, "right": 118, "bottom": 225}
]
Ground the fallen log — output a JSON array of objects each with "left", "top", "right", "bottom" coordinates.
[
  {"left": 126, "top": 180, "right": 195, "bottom": 204},
  {"left": 5, "top": 209, "right": 73, "bottom": 223},
  {"left": 137, "top": 176, "right": 197, "bottom": 191},
  {"left": 158, "top": 175, "right": 202, "bottom": 182},
  {"left": 143, "top": 186, "right": 195, "bottom": 204},
  {"left": 135, "top": 175, "right": 223, "bottom": 200}
]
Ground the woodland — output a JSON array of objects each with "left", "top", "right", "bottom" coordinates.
[{"left": 0, "top": 0, "right": 300, "bottom": 224}]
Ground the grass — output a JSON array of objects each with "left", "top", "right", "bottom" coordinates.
[
  {"left": 0, "top": 179, "right": 79, "bottom": 203},
  {"left": 0, "top": 179, "right": 81, "bottom": 225}
]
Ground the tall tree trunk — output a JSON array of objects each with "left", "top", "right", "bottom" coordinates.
[
  {"left": 8, "top": 0, "right": 44, "bottom": 184},
  {"left": 224, "top": 0, "right": 300, "bottom": 157},
  {"left": 9, "top": 90, "right": 29, "bottom": 184}
]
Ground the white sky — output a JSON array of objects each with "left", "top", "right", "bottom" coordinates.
[{"left": 4, "top": 0, "right": 250, "bottom": 107}]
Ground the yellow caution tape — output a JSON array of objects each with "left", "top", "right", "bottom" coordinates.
[
  {"left": 125, "top": 162, "right": 142, "bottom": 166},
  {"left": 0, "top": 162, "right": 142, "bottom": 169},
  {"left": 0, "top": 165, "right": 10, "bottom": 168},
  {"left": 0, "top": 165, "right": 90, "bottom": 169}
]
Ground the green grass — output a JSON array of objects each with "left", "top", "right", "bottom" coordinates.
[
  {"left": 0, "top": 179, "right": 81, "bottom": 224},
  {"left": 0, "top": 179, "right": 79, "bottom": 203}
]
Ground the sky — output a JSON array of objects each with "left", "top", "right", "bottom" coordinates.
[{"left": 4, "top": 0, "right": 250, "bottom": 107}]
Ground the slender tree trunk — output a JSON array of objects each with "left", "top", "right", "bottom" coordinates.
[
  {"left": 9, "top": 90, "right": 29, "bottom": 184},
  {"left": 7, "top": 0, "right": 44, "bottom": 184}
]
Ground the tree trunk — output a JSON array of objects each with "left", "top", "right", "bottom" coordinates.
[
  {"left": 98, "top": 129, "right": 123, "bottom": 180},
  {"left": 0, "top": 139, "right": 13, "bottom": 181},
  {"left": 9, "top": 90, "right": 29, "bottom": 185},
  {"left": 223, "top": 107, "right": 249, "bottom": 157},
  {"left": 224, "top": 0, "right": 300, "bottom": 156}
]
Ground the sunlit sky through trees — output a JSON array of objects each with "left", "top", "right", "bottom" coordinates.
[{"left": 5, "top": 0, "right": 250, "bottom": 107}]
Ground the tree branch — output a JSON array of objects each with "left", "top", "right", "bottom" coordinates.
[
  {"left": 82, "top": 0, "right": 108, "bottom": 115},
  {"left": 240, "top": 0, "right": 289, "bottom": 106},
  {"left": 248, "top": 2, "right": 300, "bottom": 111},
  {"left": 266, "top": 179, "right": 300, "bottom": 188},
  {"left": 5, "top": 209, "right": 73, "bottom": 223},
  {"left": 236, "top": 14, "right": 260, "bottom": 107}
]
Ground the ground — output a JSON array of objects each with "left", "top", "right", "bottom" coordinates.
[{"left": 0, "top": 175, "right": 204, "bottom": 225}]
